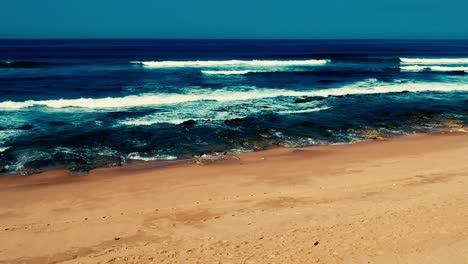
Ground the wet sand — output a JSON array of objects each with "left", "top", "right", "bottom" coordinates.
[{"left": 1, "top": 132, "right": 468, "bottom": 263}]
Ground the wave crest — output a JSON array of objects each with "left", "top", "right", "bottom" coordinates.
[
  {"left": 202, "top": 70, "right": 261, "bottom": 75},
  {"left": 1, "top": 82, "right": 467, "bottom": 110},
  {"left": 401, "top": 65, "right": 468, "bottom": 72},
  {"left": 130, "top": 59, "right": 330, "bottom": 68},
  {"left": 400, "top": 58, "right": 468, "bottom": 65}
]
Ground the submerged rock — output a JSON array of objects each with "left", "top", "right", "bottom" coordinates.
[
  {"left": 48, "top": 121, "right": 68, "bottom": 127},
  {"left": 0, "top": 154, "right": 8, "bottom": 173},
  {"left": 301, "top": 121, "right": 317, "bottom": 127},
  {"left": 441, "top": 118, "right": 465, "bottom": 130},
  {"left": 318, "top": 79, "right": 336, "bottom": 84},
  {"left": 224, "top": 117, "right": 247, "bottom": 126},
  {"left": 20, "top": 159, "right": 58, "bottom": 175},
  {"left": 178, "top": 119, "right": 197, "bottom": 127},
  {"left": 0, "top": 61, "right": 46, "bottom": 69},
  {"left": 351, "top": 127, "right": 386, "bottom": 140},
  {"left": 190, "top": 154, "right": 240, "bottom": 166},
  {"left": 20, "top": 166, "right": 42, "bottom": 176},
  {"left": 68, "top": 155, "right": 123, "bottom": 176},
  {"left": 446, "top": 71, "right": 467, "bottom": 76},
  {"left": 17, "top": 124, "right": 35, "bottom": 130},
  {"left": 293, "top": 96, "right": 326, "bottom": 104},
  {"left": 399, "top": 112, "right": 440, "bottom": 126}
]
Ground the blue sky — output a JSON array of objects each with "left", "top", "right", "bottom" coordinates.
[{"left": 2, "top": 0, "right": 467, "bottom": 38}]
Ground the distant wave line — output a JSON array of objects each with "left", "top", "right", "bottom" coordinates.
[
  {"left": 130, "top": 59, "right": 330, "bottom": 68},
  {"left": 202, "top": 70, "right": 261, "bottom": 75},
  {"left": 400, "top": 58, "right": 468, "bottom": 65},
  {"left": 400, "top": 65, "right": 468, "bottom": 72}
]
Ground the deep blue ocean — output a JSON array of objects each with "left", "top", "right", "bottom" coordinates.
[{"left": 0, "top": 39, "right": 467, "bottom": 175}]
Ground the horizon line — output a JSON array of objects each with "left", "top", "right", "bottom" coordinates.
[{"left": 1, "top": 38, "right": 468, "bottom": 41}]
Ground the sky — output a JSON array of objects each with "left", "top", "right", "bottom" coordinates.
[{"left": 1, "top": 0, "right": 467, "bottom": 39}]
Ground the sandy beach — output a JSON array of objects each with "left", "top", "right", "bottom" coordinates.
[{"left": 1, "top": 132, "right": 468, "bottom": 264}]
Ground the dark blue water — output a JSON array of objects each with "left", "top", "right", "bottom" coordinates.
[{"left": 0, "top": 39, "right": 467, "bottom": 175}]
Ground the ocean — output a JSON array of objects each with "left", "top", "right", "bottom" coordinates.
[{"left": 0, "top": 39, "right": 467, "bottom": 175}]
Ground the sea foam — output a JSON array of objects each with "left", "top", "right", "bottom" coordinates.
[
  {"left": 278, "top": 107, "right": 332, "bottom": 114},
  {"left": 127, "top": 153, "right": 177, "bottom": 161},
  {"left": 400, "top": 65, "right": 468, "bottom": 72},
  {"left": 130, "top": 59, "right": 330, "bottom": 68},
  {"left": 202, "top": 70, "right": 261, "bottom": 75},
  {"left": 1, "top": 81, "right": 467, "bottom": 110},
  {"left": 400, "top": 58, "right": 468, "bottom": 65}
]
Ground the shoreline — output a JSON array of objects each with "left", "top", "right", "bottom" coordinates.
[
  {"left": 1, "top": 131, "right": 468, "bottom": 263},
  {"left": 0, "top": 115, "right": 468, "bottom": 179},
  {"left": 0, "top": 128, "right": 464, "bottom": 185}
]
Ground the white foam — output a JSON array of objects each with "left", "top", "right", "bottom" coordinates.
[
  {"left": 278, "top": 106, "right": 331, "bottom": 114},
  {"left": 127, "top": 153, "right": 177, "bottom": 161},
  {"left": 1, "top": 81, "right": 467, "bottom": 110},
  {"left": 0, "top": 94, "right": 211, "bottom": 109},
  {"left": 400, "top": 65, "right": 468, "bottom": 72},
  {"left": 400, "top": 58, "right": 468, "bottom": 65},
  {"left": 202, "top": 70, "right": 260, "bottom": 75},
  {"left": 131, "top": 59, "right": 330, "bottom": 68},
  {"left": 0, "top": 147, "right": 10, "bottom": 152},
  {"left": 121, "top": 118, "right": 189, "bottom": 126}
]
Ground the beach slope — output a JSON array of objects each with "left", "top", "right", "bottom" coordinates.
[{"left": 1, "top": 132, "right": 468, "bottom": 263}]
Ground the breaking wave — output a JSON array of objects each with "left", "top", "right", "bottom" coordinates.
[
  {"left": 278, "top": 107, "right": 332, "bottom": 114},
  {"left": 202, "top": 70, "right": 262, "bottom": 75},
  {"left": 1, "top": 81, "right": 468, "bottom": 110},
  {"left": 400, "top": 65, "right": 468, "bottom": 72},
  {"left": 400, "top": 58, "right": 468, "bottom": 65},
  {"left": 130, "top": 59, "right": 330, "bottom": 68}
]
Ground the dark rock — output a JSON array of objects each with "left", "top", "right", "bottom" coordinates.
[
  {"left": 48, "top": 121, "right": 68, "bottom": 126},
  {"left": 69, "top": 169, "right": 89, "bottom": 177},
  {"left": 224, "top": 117, "right": 247, "bottom": 126},
  {"left": 68, "top": 155, "right": 122, "bottom": 176},
  {"left": 21, "top": 159, "right": 56, "bottom": 175},
  {"left": 107, "top": 111, "right": 131, "bottom": 118},
  {"left": 17, "top": 124, "right": 34, "bottom": 130},
  {"left": 447, "top": 71, "right": 467, "bottom": 76},
  {"left": 93, "top": 155, "right": 123, "bottom": 168},
  {"left": 178, "top": 119, "right": 197, "bottom": 126},
  {"left": 318, "top": 79, "right": 336, "bottom": 84},
  {"left": 0, "top": 155, "right": 8, "bottom": 173},
  {"left": 301, "top": 121, "right": 317, "bottom": 127},
  {"left": 331, "top": 94, "right": 348, "bottom": 98},
  {"left": 20, "top": 166, "right": 42, "bottom": 176},
  {"left": 314, "top": 241, "right": 319, "bottom": 246},
  {"left": 0, "top": 61, "right": 46, "bottom": 69},
  {"left": 381, "top": 111, "right": 391, "bottom": 117},
  {"left": 293, "top": 96, "right": 326, "bottom": 104}
]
